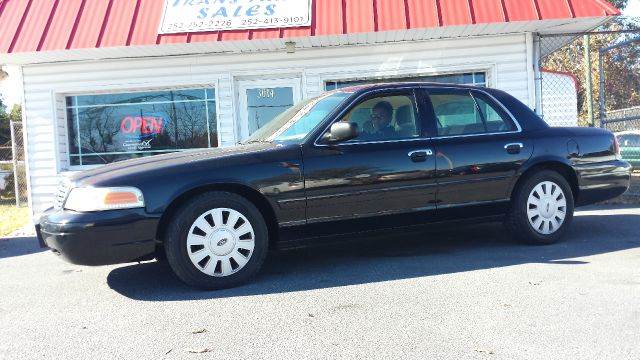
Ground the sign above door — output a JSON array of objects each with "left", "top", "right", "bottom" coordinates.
[{"left": 159, "top": 0, "right": 313, "bottom": 34}]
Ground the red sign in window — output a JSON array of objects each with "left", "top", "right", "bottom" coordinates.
[{"left": 120, "top": 116, "right": 165, "bottom": 136}]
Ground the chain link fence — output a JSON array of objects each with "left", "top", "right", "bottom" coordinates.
[
  {"left": 538, "top": 29, "right": 640, "bottom": 130},
  {"left": 0, "top": 121, "right": 28, "bottom": 206},
  {"left": 538, "top": 26, "right": 640, "bottom": 198},
  {"left": 538, "top": 34, "right": 587, "bottom": 128},
  {"left": 605, "top": 106, "right": 640, "bottom": 132}
]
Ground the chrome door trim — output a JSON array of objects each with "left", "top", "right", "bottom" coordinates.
[{"left": 431, "top": 130, "right": 521, "bottom": 140}]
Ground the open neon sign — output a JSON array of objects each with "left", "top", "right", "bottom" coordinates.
[{"left": 120, "top": 116, "right": 165, "bottom": 139}]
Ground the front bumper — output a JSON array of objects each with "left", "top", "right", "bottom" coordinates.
[
  {"left": 575, "top": 159, "right": 633, "bottom": 206},
  {"left": 37, "top": 208, "right": 160, "bottom": 266}
]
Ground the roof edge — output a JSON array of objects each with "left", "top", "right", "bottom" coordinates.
[{"left": 0, "top": 17, "right": 615, "bottom": 66}]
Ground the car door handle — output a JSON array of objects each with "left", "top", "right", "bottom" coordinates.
[
  {"left": 408, "top": 149, "right": 433, "bottom": 162},
  {"left": 504, "top": 143, "right": 524, "bottom": 154}
]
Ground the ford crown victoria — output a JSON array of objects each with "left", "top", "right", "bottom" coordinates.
[{"left": 37, "top": 83, "right": 632, "bottom": 289}]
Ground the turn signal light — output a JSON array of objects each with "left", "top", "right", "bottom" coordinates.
[{"left": 104, "top": 191, "right": 140, "bottom": 205}]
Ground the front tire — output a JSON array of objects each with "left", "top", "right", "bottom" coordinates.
[
  {"left": 164, "top": 191, "right": 268, "bottom": 290},
  {"left": 506, "top": 170, "right": 575, "bottom": 245}
]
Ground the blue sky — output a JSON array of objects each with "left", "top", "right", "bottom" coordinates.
[
  {"left": 626, "top": 0, "right": 640, "bottom": 17},
  {"left": 1, "top": 66, "right": 21, "bottom": 109}
]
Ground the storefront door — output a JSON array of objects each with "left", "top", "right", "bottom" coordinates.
[{"left": 237, "top": 78, "right": 302, "bottom": 141}]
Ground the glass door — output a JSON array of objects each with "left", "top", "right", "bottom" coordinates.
[{"left": 237, "top": 78, "right": 302, "bottom": 141}]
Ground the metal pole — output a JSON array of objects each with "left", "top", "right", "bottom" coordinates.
[
  {"left": 598, "top": 50, "right": 606, "bottom": 129},
  {"left": 9, "top": 120, "right": 20, "bottom": 207},
  {"left": 533, "top": 34, "right": 543, "bottom": 117},
  {"left": 584, "top": 35, "right": 595, "bottom": 127}
]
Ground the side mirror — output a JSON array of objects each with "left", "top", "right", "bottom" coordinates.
[{"left": 324, "top": 122, "right": 359, "bottom": 143}]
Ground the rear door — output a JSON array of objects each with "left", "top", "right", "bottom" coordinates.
[{"left": 421, "top": 88, "right": 533, "bottom": 218}]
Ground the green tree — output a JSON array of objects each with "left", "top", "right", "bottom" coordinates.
[
  {"left": 0, "top": 97, "right": 10, "bottom": 145},
  {"left": 610, "top": 0, "right": 629, "bottom": 10},
  {"left": 541, "top": 0, "right": 639, "bottom": 126},
  {"left": 8, "top": 104, "right": 21, "bottom": 124}
]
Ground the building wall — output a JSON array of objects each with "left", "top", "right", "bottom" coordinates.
[{"left": 20, "top": 33, "right": 532, "bottom": 217}]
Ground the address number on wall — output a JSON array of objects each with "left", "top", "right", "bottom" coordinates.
[{"left": 257, "top": 88, "right": 276, "bottom": 99}]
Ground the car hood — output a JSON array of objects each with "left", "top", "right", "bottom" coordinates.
[{"left": 69, "top": 142, "right": 280, "bottom": 185}]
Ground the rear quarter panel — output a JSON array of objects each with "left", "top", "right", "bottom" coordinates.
[
  {"left": 520, "top": 127, "right": 630, "bottom": 206},
  {"left": 568, "top": 127, "right": 631, "bottom": 204}
]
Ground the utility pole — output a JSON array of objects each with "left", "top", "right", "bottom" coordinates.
[
  {"left": 598, "top": 48, "right": 606, "bottom": 129},
  {"left": 584, "top": 34, "right": 595, "bottom": 127}
]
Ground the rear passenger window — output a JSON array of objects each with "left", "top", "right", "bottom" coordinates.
[
  {"left": 474, "top": 94, "right": 517, "bottom": 133},
  {"left": 430, "top": 91, "right": 515, "bottom": 136}
]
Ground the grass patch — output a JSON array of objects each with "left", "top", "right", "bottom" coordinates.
[{"left": 0, "top": 205, "right": 29, "bottom": 237}]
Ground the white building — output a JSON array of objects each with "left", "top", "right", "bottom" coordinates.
[{"left": 0, "top": 0, "right": 619, "bottom": 218}]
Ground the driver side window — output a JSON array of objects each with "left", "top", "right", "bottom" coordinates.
[{"left": 340, "top": 95, "right": 421, "bottom": 142}]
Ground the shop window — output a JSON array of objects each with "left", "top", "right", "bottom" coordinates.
[
  {"left": 66, "top": 88, "right": 217, "bottom": 166},
  {"left": 325, "top": 72, "right": 487, "bottom": 91}
]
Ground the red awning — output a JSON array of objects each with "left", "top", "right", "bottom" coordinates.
[{"left": 0, "top": 0, "right": 620, "bottom": 55}]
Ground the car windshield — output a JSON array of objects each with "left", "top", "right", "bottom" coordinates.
[
  {"left": 618, "top": 134, "right": 640, "bottom": 147},
  {"left": 244, "top": 91, "right": 352, "bottom": 143}
]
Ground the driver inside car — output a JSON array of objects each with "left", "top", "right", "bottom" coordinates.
[{"left": 362, "top": 101, "right": 397, "bottom": 140}]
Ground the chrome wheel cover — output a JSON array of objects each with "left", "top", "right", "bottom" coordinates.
[
  {"left": 186, "top": 208, "right": 255, "bottom": 277},
  {"left": 527, "top": 181, "right": 567, "bottom": 235}
]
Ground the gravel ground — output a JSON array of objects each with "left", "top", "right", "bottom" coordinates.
[{"left": 1, "top": 205, "right": 639, "bottom": 360}]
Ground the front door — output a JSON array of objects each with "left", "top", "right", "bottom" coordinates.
[
  {"left": 302, "top": 89, "right": 438, "bottom": 233},
  {"left": 237, "top": 78, "right": 302, "bottom": 141}
]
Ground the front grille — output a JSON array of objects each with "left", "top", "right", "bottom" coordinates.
[{"left": 53, "top": 180, "right": 72, "bottom": 210}]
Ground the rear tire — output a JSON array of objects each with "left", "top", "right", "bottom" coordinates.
[
  {"left": 164, "top": 191, "right": 268, "bottom": 290},
  {"left": 505, "top": 170, "right": 574, "bottom": 245}
]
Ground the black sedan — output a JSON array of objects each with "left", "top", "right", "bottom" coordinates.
[{"left": 37, "top": 83, "right": 632, "bottom": 289}]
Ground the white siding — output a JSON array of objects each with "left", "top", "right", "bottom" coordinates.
[{"left": 21, "top": 33, "right": 532, "bottom": 217}]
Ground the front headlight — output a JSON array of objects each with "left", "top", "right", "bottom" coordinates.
[{"left": 64, "top": 187, "right": 145, "bottom": 212}]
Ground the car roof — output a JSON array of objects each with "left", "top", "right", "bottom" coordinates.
[
  {"left": 336, "top": 82, "right": 489, "bottom": 94},
  {"left": 615, "top": 130, "right": 640, "bottom": 136},
  {"left": 331, "top": 81, "right": 550, "bottom": 133}
]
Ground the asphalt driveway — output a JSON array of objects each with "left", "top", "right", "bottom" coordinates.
[{"left": 1, "top": 205, "right": 639, "bottom": 359}]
